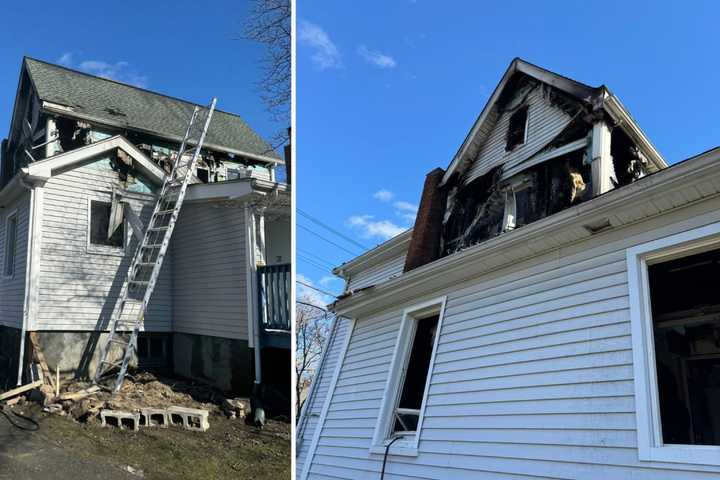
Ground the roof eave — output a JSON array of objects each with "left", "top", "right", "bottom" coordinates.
[{"left": 40, "top": 102, "right": 284, "bottom": 166}]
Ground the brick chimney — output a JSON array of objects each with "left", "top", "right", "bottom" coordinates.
[{"left": 404, "top": 167, "right": 446, "bottom": 272}]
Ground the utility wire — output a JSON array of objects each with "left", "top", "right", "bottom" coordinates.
[
  {"left": 298, "top": 248, "right": 337, "bottom": 269},
  {"left": 297, "top": 254, "right": 334, "bottom": 274},
  {"left": 298, "top": 209, "right": 368, "bottom": 250},
  {"left": 298, "top": 224, "right": 360, "bottom": 256},
  {"left": 297, "top": 280, "right": 338, "bottom": 298}
]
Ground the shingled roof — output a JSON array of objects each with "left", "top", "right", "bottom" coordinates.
[{"left": 24, "top": 57, "right": 280, "bottom": 162}]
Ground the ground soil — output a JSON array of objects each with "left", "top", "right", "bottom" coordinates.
[{"left": 2, "top": 402, "right": 290, "bottom": 480}]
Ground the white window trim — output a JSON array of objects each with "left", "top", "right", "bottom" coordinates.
[
  {"left": 627, "top": 221, "right": 720, "bottom": 466},
  {"left": 3, "top": 209, "right": 18, "bottom": 279},
  {"left": 370, "top": 296, "right": 447, "bottom": 457},
  {"left": 86, "top": 197, "right": 128, "bottom": 256}
]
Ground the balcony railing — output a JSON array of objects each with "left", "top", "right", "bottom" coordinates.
[{"left": 257, "top": 263, "right": 291, "bottom": 332}]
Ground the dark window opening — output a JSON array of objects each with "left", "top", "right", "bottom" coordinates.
[
  {"left": 393, "top": 314, "right": 439, "bottom": 435},
  {"left": 648, "top": 247, "right": 720, "bottom": 446},
  {"left": 196, "top": 167, "right": 209, "bottom": 183},
  {"left": 90, "top": 201, "right": 123, "bottom": 248},
  {"left": 506, "top": 105, "right": 528, "bottom": 151}
]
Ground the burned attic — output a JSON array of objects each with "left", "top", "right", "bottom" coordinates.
[{"left": 411, "top": 65, "right": 664, "bottom": 262}]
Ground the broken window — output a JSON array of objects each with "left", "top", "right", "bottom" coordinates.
[
  {"left": 90, "top": 200, "right": 124, "bottom": 248},
  {"left": 196, "top": 167, "right": 209, "bottom": 183},
  {"left": 392, "top": 314, "right": 439, "bottom": 436},
  {"left": 648, "top": 247, "right": 720, "bottom": 446},
  {"left": 506, "top": 105, "right": 528, "bottom": 151},
  {"left": 4, "top": 212, "right": 17, "bottom": 277}
]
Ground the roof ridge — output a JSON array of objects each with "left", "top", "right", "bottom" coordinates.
[{"left": 23, "top": 56, "right": 249, "bottom": 122}]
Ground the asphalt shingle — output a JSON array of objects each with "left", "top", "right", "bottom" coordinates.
[{"left": 24, "top": 57, "right": 279, "bottom": 160}]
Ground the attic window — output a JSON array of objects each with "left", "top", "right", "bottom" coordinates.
[
  {"left": 506, "top": 105, "right": 528, "bottom": 151},
  {"left": 89, "top": 200, "right": 124, "bottom": 248}
]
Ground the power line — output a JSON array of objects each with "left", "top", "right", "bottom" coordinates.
[
  {"left": 297, "top": 280, "right": 338, "bottom": 298},
  {"left": 298, "top": 209, "right": 368, "bottom": 250},
  {"left": 298, "top": 248, "right": 337, "bottom": 269},
  {"left": 298, "top": 224, "right": 360, "bottom": 256},
  {"left": 297, "top": 254, "right": 334, "bottom": 273}
]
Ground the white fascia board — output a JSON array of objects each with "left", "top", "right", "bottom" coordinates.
[
  {"left": 184, "top": 179, "right": 254, "bottom": 203},
  {"left": 25, "top": 135, "right": 166, "bottom": 184},
  {"left": 333, "top": 147, "right": 720, "bottom": 317},
  {"left": 602, "top": 93, "right": 667, "bottom": 171}
]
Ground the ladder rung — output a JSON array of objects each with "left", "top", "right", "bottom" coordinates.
[
  {"left": 156, "top": 209, "right": 175, "bottom": 215},
  {"left": 136, "top": 262, "right": 155, "bottom": 267},
  {"left": 149, "top": 226, "right": 169, "bottom": 231},
  {"left": 144, "top": 244, "right": 163, "bottom": 249},
  {"left": 109, "top": 338, "right": 129, "bottom": 346}
]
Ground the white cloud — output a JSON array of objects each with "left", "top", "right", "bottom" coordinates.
[
  {"left": 299, "top": 20, "right": 342, "bottom": 70},
  {"left": 347, "top": 215, "right": 405, "bottom": 240},
  {"left": 56, "top": 52, "right": 148, "bottom": 88},
  {"left": 319, "top": 275, "right": 342, "bottom": 287},
  {"left": 373, "top": 189, "right": 394, "bottom": 202},
  {"left": 393, "top": 201, "right": 417, "bottom": 213},
  {"left": 357, "top": 45, "right": 397, "bottom": 69},
  {"left": 297, "top": 274, "right": 334, "bottom": 307},
  {"left": 57, "top": 52, "right": 73, "bottom": 67}
]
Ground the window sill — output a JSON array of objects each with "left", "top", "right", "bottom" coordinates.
[
  {"left": 87, "top": 246, "right": 126, "bottom": 257},
  {"left": 640, "top": 444, "right": 720, "bottom": 467},
  {"left": 369, "top": 441, "right": 418, "bottom": 457}
]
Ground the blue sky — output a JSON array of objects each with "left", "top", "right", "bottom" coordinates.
[
  {"left": 0, "top": 1, "right": 280, "bottom": 160},
  {"left": 297, "top": 0, "right": 720, "bottom": 302}
]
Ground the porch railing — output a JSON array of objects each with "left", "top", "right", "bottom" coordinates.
[{"left": 257, "top": 263, "right": 291, "bottom": 332}]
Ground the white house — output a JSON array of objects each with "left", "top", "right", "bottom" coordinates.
[
  {"left": 0, "top": 58, "right": 290, "bottom": 408},
  {"left": 297, "top": 59, "right": 720, "bottom": 478}
]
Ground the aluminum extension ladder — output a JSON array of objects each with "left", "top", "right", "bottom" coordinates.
[{"left": 93, "top": 98, "right": 217, "bottom": 393}]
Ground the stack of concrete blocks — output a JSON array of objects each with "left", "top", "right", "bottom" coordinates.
[{"left": 100, "top": 406, "right": 209, "bottom": 432}]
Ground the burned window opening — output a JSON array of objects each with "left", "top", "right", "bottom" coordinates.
[
  {"left": 442, "top": 151, "right": 591, "bottom": 256},
  {"left": 611, "top": 127, "right": 648, "bottom": 186},
  {"left": 648, "top": 247, "right": 720, "bottom": 446},
  {"left": 90, "top": 200, "right": 124, "bottom": 248},
  {"left": 506, "top": 105, "right": 528, "bottom": 151},
  {"left": 196, "top": 167, "right": 209, "bottom": 183},
  {"left": 55, "top": 117, "right": 90, "bottom": 152},
  {"left": 393, "top": 314, "right": 439, "bottom": 435}
]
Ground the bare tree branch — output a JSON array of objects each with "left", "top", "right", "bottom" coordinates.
[
  {"left": 295, "top": 297, "right": 332, "bottom": 416},
  {"left": 243, "top": 0, "right": 291, "bottom": 147}
]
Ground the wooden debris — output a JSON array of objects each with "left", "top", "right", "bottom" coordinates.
[
  {"left": 57, "top": 386, "right": 101, "bottom": 402},
  {"left": 29, "top": 332, "right": 55, "bottom": 391},
  {"left": 0, "top": 380, "right": 44, "bottom": 402}
]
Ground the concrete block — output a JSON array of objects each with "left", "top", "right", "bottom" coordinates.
[
  {"left": 140, "top": 408, "right": 169, "bottom": 428},
  {"left": 100, "top": 409, "right": 140, "bottom": 431},
  {"left": 167, "top": 406, "right": 209, "bottom": 432}
]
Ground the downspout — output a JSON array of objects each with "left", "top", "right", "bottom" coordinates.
[{"left": 16, "top": 175, "right": 36, "bottom": 385}]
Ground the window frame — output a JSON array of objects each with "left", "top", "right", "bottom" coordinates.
[
  {"left": 370, "top": 296, "right": 447, "bottom": 457},
  {"left": 505, "top": 104, "right": 530, "bottom": 152},
  {"left": 627, "top": 221, "right": 720, "bottom": 466},
  {"left": 3, "top": 209, "right": 18, "bottom": 279},
  {"left": 86, "top": 197, "right": 127, "bottom": 256}
]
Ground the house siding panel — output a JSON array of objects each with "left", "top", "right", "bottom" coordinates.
[
  {"left": 170, "top": 202, "right": 248, "bottom": 340},
  {"left": 297, "top": 318, "right": 352, "bottom": 478},
  {"left": 305, "top": 196, "right": 720, "bottom": 479},
  {"left": 0, "top": 192, "right": 29, "bottom": 329},
  {"left": 35, "top": 158, "right": 171, "bottom": 331},
  {"left": 465, "top": 86, "right": 573, "bottom": 184},
  {"left": 347, "top": 253, "right": 406, "bottom": 291}
]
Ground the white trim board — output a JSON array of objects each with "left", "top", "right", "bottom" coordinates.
[{"left": 627, "top": 220, "right": 720, "bottom": 466}]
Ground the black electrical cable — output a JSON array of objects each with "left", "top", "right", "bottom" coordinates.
[
  {"left": 0, "top": 403, "right": 40, "bottom": 431},
  {"left": 380, "top": 436, "right": 402, "bottom": 479}
]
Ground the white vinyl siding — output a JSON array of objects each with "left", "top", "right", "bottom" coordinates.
[
  {"left": 170, "top": 202, "right": 248, "bottom": 340},
  {"left": 34, "top": 157, "right": 171, "bottom": 331},
  {"left": 296, "top": 318, "right": 352, "bottom": 478},
  {"left": 0, "top": 193, "right": 29, "bottom": 328},
  {"left": 305, "top": 195, "right": 720, "bottom": 479},
  {"left": 465, "top": 85, "right": 573, "bottom": 184},
  {"left": 347, "top": 253, "right": 406, "bottom": 291}
]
